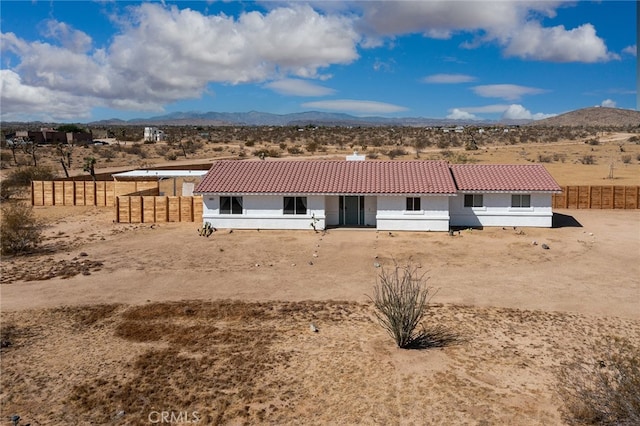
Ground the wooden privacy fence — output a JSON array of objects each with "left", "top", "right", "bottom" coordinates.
[
  {"left": 552, "top": 186, "right": 640, "bottom": 209},
  {"left": 115, "top": 195, "right": 203, "bottom": 223},
  {"left": 31, "top": 180, "right": 159, "bottom": 207}
]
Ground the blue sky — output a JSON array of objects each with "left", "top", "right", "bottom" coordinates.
[{"left": 0, "top": 1, "right": 636, "bottom": 123}]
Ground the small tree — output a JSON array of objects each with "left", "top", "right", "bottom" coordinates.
[
  {"left": 83, "top": 157, "right": 96, "bottom": 181},
  {"left": 369, "top": 263, "right": 432, "bottom": 348},
  {"left": 0, "top": 202, "right": 44, "bottom": 255}
]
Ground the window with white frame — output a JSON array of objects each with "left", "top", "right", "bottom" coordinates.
[
  {"left": 464, "top": 194, "right": 483, "bottom": 208},
  {"left": 406, "top": 197, "right": 421, "bottom": 211},
  {"left": 220, "top": 196, "right": 243, "bottom": 214},
  {"left": 511, "top": 194, "right": 531, "bottom": 208},
  {"left": 283, "top": 196, "right": 307, "bottom": 215}
]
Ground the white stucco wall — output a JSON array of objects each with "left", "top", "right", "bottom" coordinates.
[
  {"left": 376, "top": 195, "right": 451, "bottom": 231},
  {"left": 449, "top": 192, "right": 554, "bottom": 228},
  {"left": 202, "top": 194, "right": 326, "bottom": 230}
]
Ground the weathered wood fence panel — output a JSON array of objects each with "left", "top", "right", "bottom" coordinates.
[
  {"left": 552, "top": 186, "right": 640, "bottom": 209},
  {"left": 115, "top": 196, "right": 203, "bottom": 223},
  {"left": 31, "top": 180, "right": 159, "bottom": 207}
]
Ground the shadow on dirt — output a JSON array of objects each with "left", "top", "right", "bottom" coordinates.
[{"left": 553, "top": 213, "right": 583, "bottom": 228}]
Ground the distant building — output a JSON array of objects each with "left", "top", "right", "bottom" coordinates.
[
  {"left": 15, "top": 129, "right": 92, "bottom": 145},
  {"left": 144, "top": 127, "right": 166, "bottom": 142}
]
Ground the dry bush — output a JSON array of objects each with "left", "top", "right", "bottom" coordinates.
[
  {"left": 621, "top": 154, "right": 632, "bottom": 164},
  {"left": 369, "top": 263, "right": 432, "bottom": 348},
  {"left": 287, "top": 146, "right": 303, "bottom": 155},
  {"left": 537, "top": 154, "right": 553, "bottom": 163},
  {"left": 557, "top": 337, "right": 640, "bottom": 425},
  {"left": 386, "top": 148, "right": 407, "bottom": 159},
  {"left": 0, "top": 202, "right": 44, "bottom": 255},
  {"left": 581, "top": 155, "right": 596, "bottom": 165}
]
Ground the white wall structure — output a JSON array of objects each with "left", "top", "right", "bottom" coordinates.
[
  {"left": 202, "top": 194, "right": 326, "bottom": 230},
  {"left": 195, "top": 160, "right": 562, "bottom": 232},
  {"left": 449, "top": 192, "right": 554, "bottom": 228},
  {"left": 143, "top": 127, "right": 166, "bottom": 142},
  {"left": 376, "top": 195, "right": 451, "bottom": 231}
]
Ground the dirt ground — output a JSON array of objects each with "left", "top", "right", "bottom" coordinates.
[
  {"left": 1, "top": 206, "right": 639, "bottom": 424},
  {"left": 2, "top": 129, "right": 639, "bottom": 424}
]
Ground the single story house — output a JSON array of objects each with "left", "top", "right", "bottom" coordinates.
[{"left": 194, "top": 159, "right": 561, "bottom": 231}]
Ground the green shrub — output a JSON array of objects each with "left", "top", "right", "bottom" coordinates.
[{"left": 0, "top": 202, "right": 44, "bottom": 255}]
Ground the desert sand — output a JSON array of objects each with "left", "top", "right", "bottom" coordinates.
[{"left": 1, "top": 206, "right": 639, "bottom": 425}]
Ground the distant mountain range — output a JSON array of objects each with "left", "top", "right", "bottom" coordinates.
[
  {"left": 89, "top": 110, "right": 531, "bottom": 127},
  {"left": 5, "top": 107, "right": 637, "bottom": 128}
]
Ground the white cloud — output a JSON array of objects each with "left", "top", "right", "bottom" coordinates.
[
  {"left": 0, "top": 69, "right": 95, "bottom": 121},
  {"left": 473, "top": 84, "right": 547, "bottom": 101},
  {"left": 356, "top": 1, "right": 617, "bottom": 63},
  {"left": 264, "top": 79, "right": 335, "bottom": 96},
  {"left": 1, "top": 3, "right": 361, "bottom": 120},
  {"left": 422, "top": 73, "right": 475, "bottom": 84},
  {"left": 301, "top": 99, "right": 408, "bottom": 114},
  {"left": 622, "top": 45, "right": 637, "bottom": 57},
  {"left": 42, "top": 20, "right": 92, "bottom": 54},
  {"left": 600, "top": 99, "right": 617, "bottom": 108},
  {"left": 503, "top": 22, "right": 619, "bottom": 62},
  {"left": 446, "top": 109, "right": 478, "bottom": 120},
  {"left": 501, "top": 104, "right": 556, "bottom": 120}
]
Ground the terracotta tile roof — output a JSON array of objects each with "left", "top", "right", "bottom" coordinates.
[
  {"left": 195, "top": 160, "right": 457, "bottom": 195},
  {"left": 450, "top": 164, "right": 562, "bottom": 192}
]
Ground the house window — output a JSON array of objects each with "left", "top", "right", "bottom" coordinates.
[
  {"left": 464, "top": 194, "right": 483, "bottom": 208},
  {"left": 283, "top": 196, "right": 307, "bottom": 215},
  {"left": 220, "top": 196, "right": 243, "bottom": 214},
  {"left": 406, "top": 197, "right": 421, "bottom": 211},
  {"left": 511, "top": 194, "right": 531, "bottom": 208}
]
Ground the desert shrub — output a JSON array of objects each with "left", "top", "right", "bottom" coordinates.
[
  {"left": 155, "top": 145, "right": 170, "bottom": 156},
  {"left": 4, "top": 166, "right": 55, "bottom": 187},
  {"left": 0, "top": 150, "right": 12, "bottom": 163},
  {"left": 244, "top": 140, "right": 255, "bottom": 147},
  {"left": 627, "top": 135, "right": 639, "bottom": 144},
  {"left": 581, "top": 155, "right": 596, "bottom": 165},
  {"left": 387, "top": 148, "right": 407, "bottom": 159},
  {"left": 0, "top": 202, "right": 44, "bottom": 255},
  {"left": 122, "top": 143, "right": 146, "bottom": 158},
  {"left": 253, "top": 148, "right": 280, "bottom": 158},
  {"left": 366, "top": 151, "right": 379, "bottom": 160},
  {"left": 436, "top": 139, "right": 450, "bottom": 149},
  {"left": 585, "top": 138, "right": 600, "bottom": 146},
  {"left": 537, "top": 154, "right": 553, "bottom": 163},
  {"left": 212, "top": 146, "right": 224, "bottom": 152},
  {"left": 636, "top": 153, "right": 640, "bottom": 162},
  {"left": 557, "top": 337, "right": 640, "bottom": 425},
  {"left": 621, "top": 154, "right": 632, "bottom": 164},
  {"left": 287, "top": 146, "right": 303, "bottom": 155},
  {"left": 93, "top": 146, "right": 116, "bottom": 159},
  {"left": 369, "top": 263, "right": 432, "bottom": 349},
  {"left": 279, "top": 142, "right": 287, "bottom": 150},
  {"left": 305, "top": 141, "right": 318, "bottom": 153},
  {"left": 165, "top": 152, "right": 178, "bottom": 161},
  {"left": 553, "top": 153, "right": 567, "bottom": 163}
]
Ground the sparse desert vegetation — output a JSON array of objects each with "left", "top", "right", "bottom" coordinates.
[
  {"left": 1, "top": 119, "right": 639, "bottom": 424},
  {"left": 2, "top": 125, "right": 640, "bottom": 186}
]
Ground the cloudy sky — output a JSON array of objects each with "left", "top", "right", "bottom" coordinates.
[{"left": 0, "top": 1, "right": 636, "bottom": 123}]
